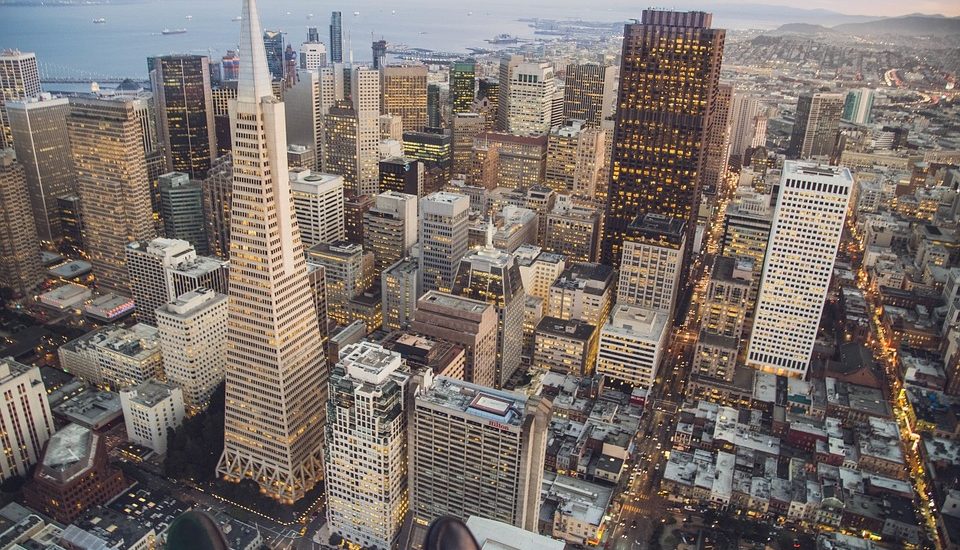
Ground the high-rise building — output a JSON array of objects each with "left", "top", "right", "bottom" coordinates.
[
  {"left": 126, "top": 238, "right": 195, "bottom": 325},
  {"left": 382, "top": 257, "right": 419, "bottom": 331},
  {"left": 474, "top": 132, "right": 547, "bottom": 190},
  {"left": 344, "top": 190, "right": 374, "bottom": 244},
  {"left": 7, "top": 94, "right": 75, "bottom": 243},
  {"left": 150, "top": 55, "right": 217, "bottom": 178},
  {"left": 746, "top": 162, "right": 852, "bottom": 379},
  {"left": 729, "top": 92, "right": 766, "bottom": 161},
  {"left": 562, "top": 64, "right": 617, "bottom": 127},
  {"left": 450, "top": 60, "right": 476, "bottom": 115},
  {"left": 323, "top": 100, "right": 361, "bottom": 189},
  {"left": 379, "top": 156, "right": 424, "bottom": 197},
  {"left": 300, "top": 42, "right": 327, "bottom": 70},
  {"left": 452, "top": 112, "right": 484, "bottom": 176},
  {"left": 411, "top": 291, "right": 498, "bottom": 386},
  {"left": 427, "top": 84, "right": 441, "bottom": 129},
  {"left": 516, "top": 246, "right": 565, "bottom": 302},
  {"left": 155, "top": 288, "right": 228, "bottom": 415},
  {"left": 371, "top": 39, "right": 387, "bottom": 70},
  {"left": 842, "top": 88, "right": 875, "bottom": 124},
  {"left": 165, "top": 253, "right": 229, "bottom": 300},
  {"left": 409, "top": 373, "right": 551, "bottom": 531},
  {"left": 325, "top": 342, "right": 410, "bottom": 550},
  {"left": 544, "top": 119, "right": 605, "bottom": 197},
  {"left": 601, "top": 10, "right": 725, "bottom": 283},
  {"left": 262, "top": 30, "right": 285, "bottom": 81},
  {"left": 702, "top": 83, "right": 732, "bottom": 195},
  {"left": 547, "top": 262, "right": 614, "bottom": 326},
  {"left": 0, "top": 49, "right": 41, "bottom": 149},
  {"left": 284, "top": 69, "right": 322, "bottom": 171},
  {"left": 692, "top": 255, "right": 752, "bottom": 382},
  {"left": 495, "top": 55, "right": 523, "bottom": 132},
  {"left": 596, "top": 304, "right": 669, "bottom": 388},
  {"left": 307, "top": 241, "right": 374, "bottom": 325},
  {"left": 352, "top": 67, "right": 382, "bottom": 195},
  {"left": 533, "top": 317, "right": 597, "bottom": 376},
  {"left": 56, "top": 194, "right": 83, "bottom": 248},
  {"left": 67, "top": 95, "right": 156, "bottom": 295},
  {"left": 379, "top": 114, "right": 403, "bottom": 141},
  {"left": 0, "top": 150, "right": 43, "bottom": 295},
  {"left": 119, "top": 380, "right": 185, "bottom": 454},
  {"left": 211, "top": 82, "right": 238, "bottom": 156},
  {"left": 542, "top": 196, "right": 602, "bottom": 263},
  {"left": 616, "top": 214, "right": 686, "bottom": 316},
  {"left": 221, "top": 50, "right": 240, "bottom": 81},
  {"left": 504, "top": 62, "right": 557, "bottom": 137},
  {"left": 202, "top": 154, "right": 232, "bottom": 258},
  {"left": 0, "top": 358, "right": 54, "bottom": 482},
  {"left": 419, "top": 191, "right": 470, "bottom": 293},
  {"left": 329, "top": 12, "right": 343, "bottom": 64},
  {"left": 381, "top": 65, "right": 428, "bottom": 133},
  {"left": 159, "top": 172, "right": 208, "bottom": 254},
  {"left": 363, "top": 191, "right": 418, "bottom": 275},
  {"left": 216, "top": 0, "right": 328, "bottom": 503},
  {"left": 452, "top": 225, "right": 525, "bottom": 388},
  {"left": 290, "top": 169, "right": 345, "bottom": 248},
  {"left": 787, "top": 92, "right": 844, "bottom": 160},
  {"left": 403, "top": 127, "right": 453, "bottom": 185},
  {"left": 720, "top": 187, "right": 773, "bottom": 324}
]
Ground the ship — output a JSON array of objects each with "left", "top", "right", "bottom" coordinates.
[
  {"left": 232, "top": 16, "right": 242, "bottom": 21},
  {"left": 162, "top": 28, "right": 188, "bottom": 35},
  {"left": 486, "top": 34, "right": 519, "bottom": 44},
  {"left": 185, "top": 15, "right": 193, "bottom": 20},
  {"left": 92, "top": 18, "right": 106, "bottom": 24}
]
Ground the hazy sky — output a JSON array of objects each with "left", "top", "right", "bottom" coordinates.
[{"left": 691, "top": 0, "right": 960, "bottom": 17}]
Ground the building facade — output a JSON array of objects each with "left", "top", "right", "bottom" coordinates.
[
  {"left": 0, "top": 150, "right": 43, "bottom": 295},
  {"left": 0, "top": 358, "right": 54, "bottom": 482},
  {"left": 419, "top": 192, "right": 470, "bottom": 293}
]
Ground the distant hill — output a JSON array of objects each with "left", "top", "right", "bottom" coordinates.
[
  {"left": 769, "top": 23, "right": 837, "bottom": 35},
  {"left": 833, "top": 14, "right": 960, "bottom": 36}
]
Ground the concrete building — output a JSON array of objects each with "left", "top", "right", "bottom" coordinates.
[
  {"left": 533, "top": 317, "right": 598, "bottom": 376},
  {"left": 0, "top": 49, "right": 41, "bottom": 149},
  {"left": 410, "top": 373, "right": 552, "bottom": 531},
  {"left": 364, "top": 191, "right": 418, "bottom": 275},
  {"left": 0, "top": 150, "right": 43, "bottom": 295},
  {"left": 702, "top": 83, "right": 732, "bottom": 195},
  {"left": 283, "top": 69, "right": 323, "bottom": 172},
  {"left": 67, "top": 95, "right": 156, "bottom": 295},
  {"left": 323, "top": 100, "right": 361, "bottom": 190},
  {"left": 616, "top": 214, "right": 685, "bottom": 316},
  {"left": 155, "top": 288, "right": 228, "bottom": 415},
  {"left": 0, "top": 358, "right": 54, "bottom": 482},
  {"left": 25, "top": 423, "right": 127, "bottom": 524},
  {"left": 307, "top": 241, "right": 375, "bottom": 326},
  {"left": 729, "top": 92, "right": 767, "bottom": 161},
  {"left": 216, "top": 0, "right": 328, "bottom": 503},
  {"left": 290, "top": 169, "right": 345, "bottom": 248},
  {"left": 562, "top": 63, "right": 617, "bottom": 127},
  {"left": 380, "top": 114, "right": 402, "bottom": 141},
  {"left": 452, "top": 226, "right": 525, "bottom": 388},
  {"left": 504, "top": 62, "right": 557, "bottom": 137},
  {"left": 693, "top": 256, "right": 753, "bottom": 382},
  {"left": 787, "top": 92, "right": 844, "bottom": 160},
  {"left": 120, "top": 380, "right": 185, "bottom": 454},
  {"left": 842, "top": 88, "right": 875, "bottom": 125},
  {"left": 516, "top": 245, "right": 566, "bottom": 302},
  {"left": 721, "top": 187, "right": 773, "bottom": 310},
  {"left": 382, "top": 257, "right": 419, "bottom": 331},
  {"left": 419, "top": 192, "right": 470, "bottom": 293},
  {"left": 467, "top": 516, "right": 564, "bottom": 550},
  {"left": 747, "top": 162, "right": 852, "bottom": 378},
  {"left": 202, "top": 154, "right": 232, "bottom": 258},
  {"left": 379, "top": 157, "right": 424, "bottom": 197},
  {"left": 474, "top": 133, "right": 548, "bottom": 190},
  {"left": 596, "top": 305, "right": 669, "bottom": 388},
  {"left": 58, "top": 323, "right": 162, "bottom": 390},
  {"left": 547, "top": 262, "right": 614, "bottom": 326},
  {"left": 380, "top": 331, "right": 465, "bottom": 379},
  {"left": 344, "top": 191, "right": 374, "bottom": 244},
  {"left": 126, "top": 238, "right": 195, "bottom": 325},
  {"left": 411, "top": 291, "right": 498, "bottom": 387},
  {"left": 544, "top": 120, "right": 605, "bottom": 198},
  {"left": 543, "top": 196, "right": 602, "bottom": 263},
  {"left": 403, "top": 127, "right": 453, "bottom": 187},
  {"left": 450, "top": 60, "right": 476, "bottom": 115},
  {"left": 352, "top": 66, "right": 381, "bottom": 195},
  {"left": 159, "top": 172, "right": 209, "bottom": 254},
  {"left": 325, "top": 342, "right": 410, "bottom": 550},
  {"left": 165, "top": 254, "right": 229, "bottom": 300},
  {"left": 299, "top": 41, "right": 326, "bottom": 70},
  {"left": 7, "top": 94, "right": 76, "bottom": 242},
  {"left": 381, "top": 65, "right": 428, "bottom": 133},
  {"left": 452, "top": 112, "right": 485, "bottom": 176}
]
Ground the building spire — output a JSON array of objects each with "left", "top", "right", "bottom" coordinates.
[{"left": 237, "top": 0, "right": 273, "bottom": 102}]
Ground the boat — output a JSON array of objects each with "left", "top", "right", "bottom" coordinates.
[
  {"left": 92, "top": 18, "right": 106, "bottom": 24},
  {"left": 185, "top": 15, "right": 192, "bottom": 20},
  {"left": 232, "top": 16, "right": 242, "bottom": 21},
  {"left": 307, "top": 13, "right": 314, "bottom": 19},
  {"left": 486, "top": 34, "right": 519, "bottom": 44},
  {"left": 467, "top": 11, "right": 473, "bottom": 16},
  {"left": 162, "top": 28, "right": 188, "bottom": 35},
  {"left": 353, "top": 11, "right": 360, "bottom": 16}
]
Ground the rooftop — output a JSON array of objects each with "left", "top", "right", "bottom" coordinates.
[
  {"left": 536, "top": 316, "right": 596, "bottom": 341},
  {"left": 604, "top": 304, "right": 669, "bottom": 340},
  {"left": 338, "top": 341, "right": 404, "bottom": 384},
  {"left": 419, "top": 376, "right": 528, "bottom": 427},
  {"left": 53, "top": 389, "right": 123, "bottom": 430},
  {"left": 418, "top": 291, "right": 491, "bottom": 315},
  {"left": 37, "top": 423, "right": 96, "bottom": 484},
  {"left": 120, "top": 379, "right": 179, "bottom": 408}
]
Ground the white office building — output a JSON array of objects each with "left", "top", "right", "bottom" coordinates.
[
  {"left": 155, "top": 288, "right": 228, "bottom": 415},
  {"left": 419, "top": 192, "right": 470, "bottom": 293},
  {"left": 325, "top": 342, "right": 410, "bottom": 550},
  {"left": 290, "top": 169, "right": 345, "bottom": 248},
  {"left": 0, "top": 358, "right": 54, "bottom": 482},
  {"left": 120, "top": 380, "right": 185, "bottom": 454},
  {"left": 505, "top": 62, "right": 558, "bottom": 137},
  {"left": 746, "top": 162, "right": 852, "bottom": 378},
  {"left": 596, "top": 304, "right": 669, "bottom": 388}
]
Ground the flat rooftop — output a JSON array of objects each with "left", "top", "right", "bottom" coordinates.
[
  {"left": 418, "top": 291, "right": 490, "bottom": 315},
  {"left": 53, "top": 389, "right": 123, "bottom": 430},
  {"left": 419, "top": 376, "right": 527, "bottom": 427},
  {"left": 121, "top": 380, "right": 178, "bottom": 408}
]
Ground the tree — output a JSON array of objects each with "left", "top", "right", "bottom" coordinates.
[
  {"left": 163, "top": 383, "right": 225, "bottom": 482},
  {"left": 329, "top": 533, "right": 343, "bottom": 547}
]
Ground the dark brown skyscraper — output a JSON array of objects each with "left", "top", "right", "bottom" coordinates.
[
  {"left": 151, "top": 55, "right": 217, "bottom": 178},
  {"left": 602, "top": 10, "right": 725, "bottom": 287}
]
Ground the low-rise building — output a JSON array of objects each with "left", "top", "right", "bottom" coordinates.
[
  {"left": 119, "top": 380, "right": 185, "bottom": 454},
  {"left": 596, "top": 305, "right": 668, "bottom": 388}
]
